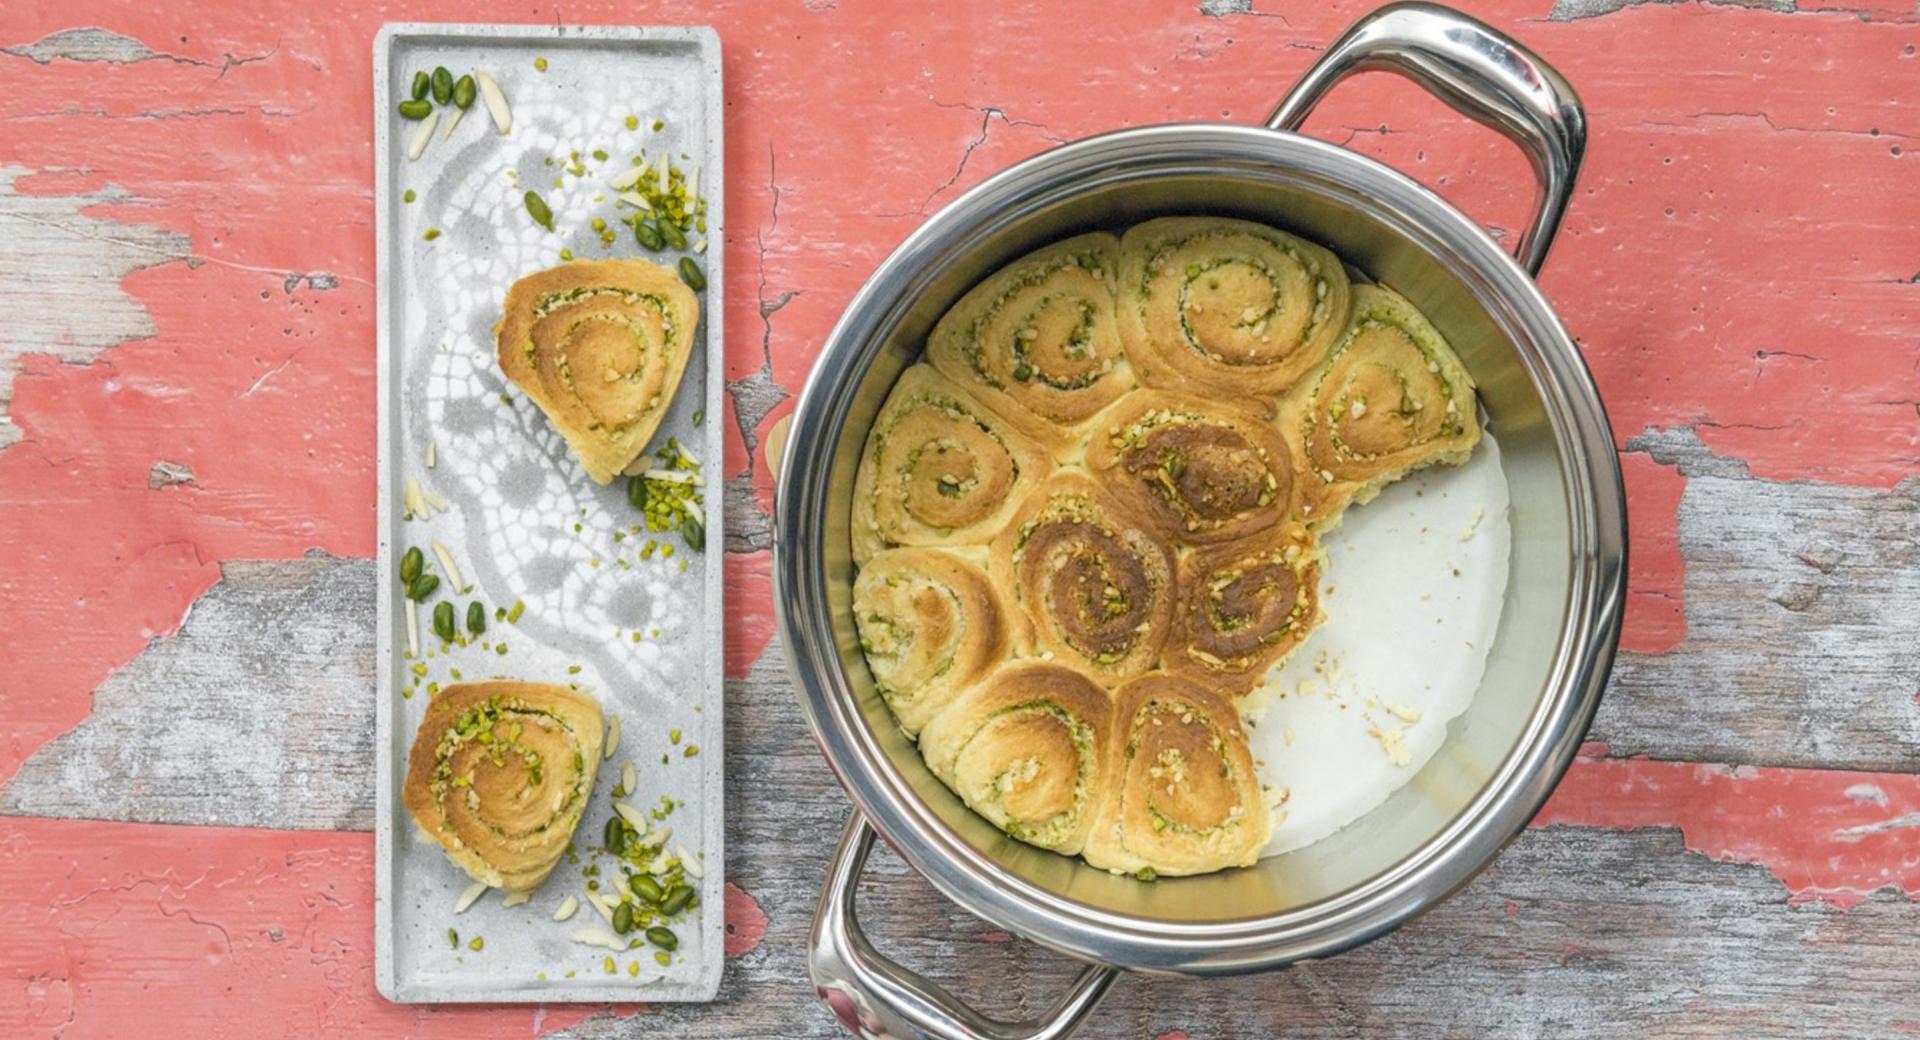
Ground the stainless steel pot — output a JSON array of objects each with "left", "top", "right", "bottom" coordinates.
[{"left": 773, "top": 5, "right": 1626, "bottom": 1037}]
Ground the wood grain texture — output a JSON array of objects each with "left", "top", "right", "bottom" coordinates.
[
  {"left": 0, "top": 0, "right": 1916, "bottom": 1035},
  {"left": 1603, "top": 429, "right": 1920, "bottom": 772}
]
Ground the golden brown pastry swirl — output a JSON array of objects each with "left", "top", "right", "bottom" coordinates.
[
  {"left": 403, "top": 681, "right": 604, "bottom": 893},
  {"left": 495, "top": 259, "right": 699, "bottom": 485},
  {"left": 927, "top": 233, "right": 1133, "bottom": 447},
  {"left": 853, "top": 548, "right": 1009, "bottom": 737},
  {"left": 1083, "top": 674, "right": 1269, "bottom": 877},
  {"left": 1118, "top": 217, "right": 1351, "bottom": 398},
  {"left": 919, "top": 662, "right": 1114, "bottom": 855},
  {"left": 851, "top": 364, "right": 1052, "bottom": 565},
  {"left": 1282, "top": 283, "right": 1481, "bottom": 524},
  {"left": 1166, "top": 523, "right": 1323, "bottom": 696},
  {"left": 992, "top": 472, "right": 1175, "bottom": 686},
  {"left": 1084, "top": 389, "right": 1299, "bottom": 544}
]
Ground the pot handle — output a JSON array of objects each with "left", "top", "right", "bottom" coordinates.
[
  {"left": 811, "top": 813, "right": 1120, "bottom": 1040},
  {"left": 1265, "top": 1, "right": 1586, "bottom": 276}
]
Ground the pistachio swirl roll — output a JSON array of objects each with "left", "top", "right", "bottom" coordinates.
[
  {"left": 926, "top": 233, "right": 1133, "bottom": 448},
  {"left": 919, "top": 662, "right": 1115, "bottom": 855},
  {"left": 991, "top": 472, "right": 1175, "bottom": 686},
  {"left": 851, "top": 364, "right": 1052, "bottom": 565},
  {"left": 1281, "top": 284, "right": 1481, "bottom": 524},
  {"left": 853, "top": 548, "right": 1010, "bottom": 737},
  {"left": 1084, "top": 389, "right": 1300, "bottom": 544},
  {"left": 403, "top": 681, "right": 604, "bottom": 893},
  {"left": 495, "top": 259, "right": 699, "bottom": 485},
  {"left": 1084, "top": 674, "right": 1269, "bottom": 877},
  {"left": 1118, "top": 217, "right": 1352, "bottom": 398},
  {"left": 1166, "top": 523, "right": 1323, "bottom": 696}
]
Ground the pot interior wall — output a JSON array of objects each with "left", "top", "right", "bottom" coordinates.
[{"left": 818, "top": 156, "right": 1574, "bottom": 925}]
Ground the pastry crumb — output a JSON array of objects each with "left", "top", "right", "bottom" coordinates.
[
  {"left": 1460, "top": 505, "right": 1486, "bottom": 542},
  {"left": 1369, "top": 723, "right": 1413, "bottom": 767}
]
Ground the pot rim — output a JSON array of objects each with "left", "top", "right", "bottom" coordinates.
[{"left": 775, "top": 120, "right": 1626, "bottom": 975}]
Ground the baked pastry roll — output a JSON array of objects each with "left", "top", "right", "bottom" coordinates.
[
  {"left": 1084, "top": 389, "right": 1300, "bottom": 544},
  {"left": 919, "top": 662, "right": 1114, "bottom": 855},
  {"left": 1084, "top": 673, "right": 1269, "bottom": 877},
  {"left": 853, "top": 547, "right": 1010, "bottom": 737},
  {"left": 926, "top": 233, "right": 1133, "bottom": 448},
  {"left": 495, "top": 259, "right": 700, "bottom": 485},
  {"left": 403, "top": 680, "right": 604, "bottom": 893},
  {"left": 991, "top": 472, "right": 1175, "bottom": 687},
  {"left": 1118, "top": 217, "right": 1351, "bottom": 398},
  {"left": 851, "top": 364, "right": 1052, "bottom": 565},
  {"left": 1281, "top": 284, "right": 1481, "bottom": 524},
  {"left": 1165, "top": 523, "right": 1323, "bottom": 696}
]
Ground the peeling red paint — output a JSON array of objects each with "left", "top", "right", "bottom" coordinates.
[
  {"left": 977, "top": 930, "right": 1012, "bottom": 944},
  {"left": 1155, "top": 1030, "right": 1193, "bottom": 1040},
  {"left": 1537, "top": 754, "right": 1920, "bottom": 909},
  {"left": 722, "top": 882, "right": 769, "bottom": 957},
  {"left": 1618, "top": 452, "right": 1687, "bottom": 654},
  {"left": 0, "top": 817, "right": 641, "bottom": 1038},
  {"left": 724, "top": 551, "right": 774, "bottom": 679}
]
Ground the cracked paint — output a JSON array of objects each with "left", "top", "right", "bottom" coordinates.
[
  {"left": 1538, "top": 751, "right": 1920, "bottom": 909},
  {"left": 0, "top": 165, "right": 189, "bottom": 449},
  {"left": 0, "top": 11, "right": 372, "bottom": 786},
  {"left": 722, "top": 882, "right": 769, "bottom": 957}
]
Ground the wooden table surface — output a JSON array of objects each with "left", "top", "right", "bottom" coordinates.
[{"left": 2, "top": 0, "right": 1916, "bottom": 1036}]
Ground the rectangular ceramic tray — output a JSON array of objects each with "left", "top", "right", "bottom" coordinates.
[{"left": 373, "top": 22, "right": 724, "bottom": 1003}]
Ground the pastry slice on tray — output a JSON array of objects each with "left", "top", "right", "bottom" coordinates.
[
  {"left": 403, "top": 680, "right": 604, "bottom": 893},
  {"left": 495, "top": 258, "right": 700, "bottom": 485}
]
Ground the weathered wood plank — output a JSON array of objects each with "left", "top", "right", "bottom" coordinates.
[
  {"left": 814, "top": 826, "right": 1920, "bottom": 1040},
  {"left": 9, "top": 808, "right": 1919, "bottom": 1038},
  {"left": 1603, "top": 429, "right": 1920, "bottom": 772}
]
